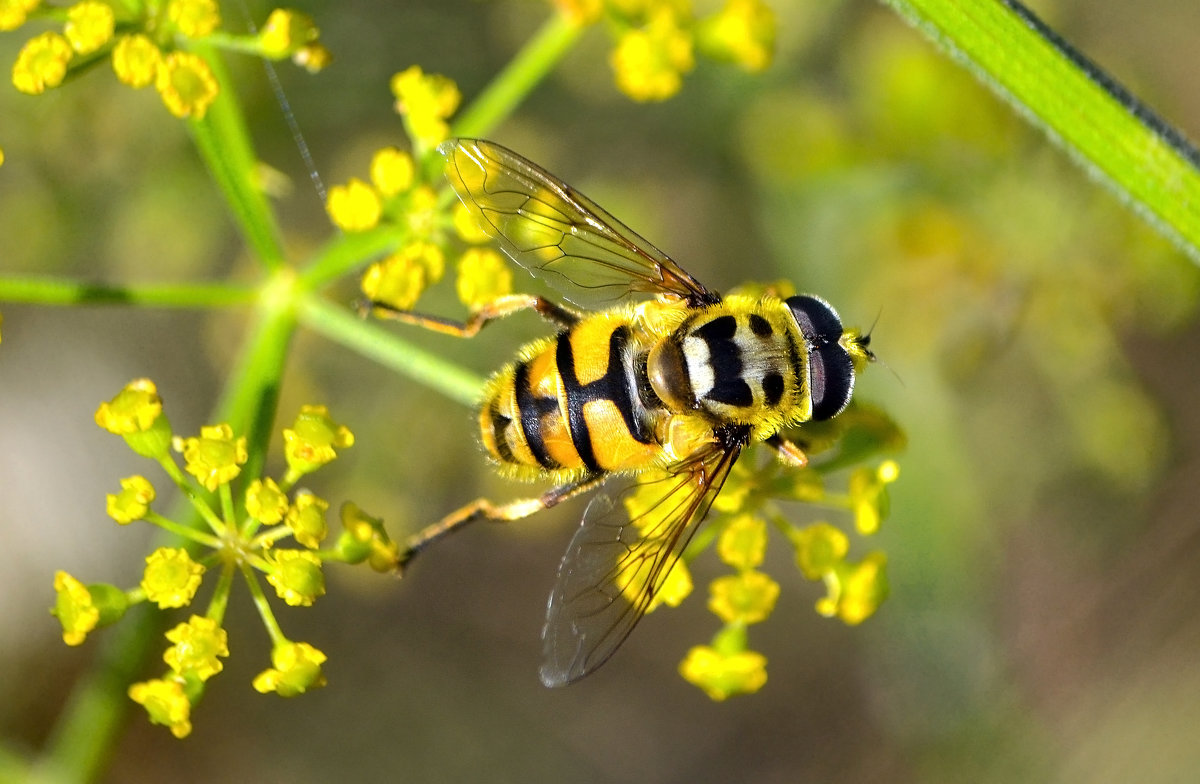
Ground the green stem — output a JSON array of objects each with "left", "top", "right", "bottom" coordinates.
[
  {"left": 241, "top": 562, "right": 286, "bottom": 645},
  {"left": 0, "top": 277, "right": 256, "bottom": 307},
  {"left": 451, "top": 12, "right": 585, "bottom": 139},
  {"left": 879, "top": 0, "right": 1200, "bottom": 263},
  {"left": 187, "top": 41, "right": 287, "bottom": 271},
  {"left": 297, "top": 294, "right": 484, "bottom": 408}
]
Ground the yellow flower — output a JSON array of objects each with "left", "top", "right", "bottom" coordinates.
[
  {"left": 64, "top": 1, "right": 114, "bottom": 55},
  {"left": 106, "top": 475, "right": 156, "bottom": 524},
  {"left": 167, "top": 0, "right": 220, "bottom": 38},
  {"left": 326, "top": 177, "right": 382, "bottom": 231},
  {"left": 695, "top": 0, "right": 775, "bottom": 72},
  {"left": 163, "top": 615, "right": 228, "bottom": 681},
  {"left": 1, "top": 0, "right": 42, "bottom": 31},
  {"left": 282, "top": 404, "right": 354, "bottom": 475},
  {"left": 245, "top": 477, "right": 288, "bottom": 525},
  {"left": 679, "top": 645, "right": 767, "bottom": 701},
  {"left": 285, "top": 492, "right": 329, "bottom": 549},
  {"left": 155, "top": 51, "right": 219, "bottom": 119},
  {"left": 293, "top": 41, "right": 332, "bottom": 73},
  {"left": 51, "top": 571, "right": 99, "bottom": 646},
  {"left": 456, "top": 248, "right": 513, "bottom": 310},
  {"left": 369, "top": 146, "right": 414, "bottom": 197},
  {"left": 849, "top": 460, "right": 899, "bottom": 535},
  {"left": 258, "top": 8, "right": 318, "bottom": 58},
  {"left": 789, "top": 521, "right": 848, "bottom": 580},
  {"left": 552, "top": 0, "right": 603, "bottom": 25},
  {"left": 817, "top": 552, "right": 889, "bottom": 625},
  {"left": 265, "top": 550, "right": 325, "bottom": 606},
  {"left": 650, "top": 560, "right": 692, "bottom": 611},
  {"left": 716, "top": 513, "right": 767, "bottom": 569},
  {"left": 253, "top": 641, "right": 327, "bottom": 697},
  {"left": 390, "top": 65, "right": 460, "bottom": 144},
  {"left": 360, "top": 241, "right": 444, "bottom": 311},
  {"left": 180, "top": 423, "right": 247, "bottom": 491},
  {"left": 452, "top": 202, "right": 490, "bottom": 244},
  {"left": 707, "top": 570, "right": 779, "bottom": 625},
  {"left": 336, "top": 502, "right": 399, "bottom": 572},
  {"left": 610, "top": 9, "right": 694, "bottom": 102},
  {"left": 111, "top": 34, "right": 161, "bottom": 88},
  {"left": 142, "top": 547, "right": 205, "bottom": 609},
  {"left": 95, "top": 378, "right": 163, "bottom": 434},
  {"left": 129, "top": 678, "right": 192, "bottom": 738},
  {"left": 12, "top": 31, "right": 73, "bottom": 95}
]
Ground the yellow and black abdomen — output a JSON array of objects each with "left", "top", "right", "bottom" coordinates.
[{"left": 478, "top": 312, "right": 665, "bottom": 481}]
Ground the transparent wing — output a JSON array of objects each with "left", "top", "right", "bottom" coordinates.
[
  {"left": 438, "top": 138, "right": 719, "bottom": 309},
  {"left": 540, "top": 436, "right": 746, "bottom": 687}
]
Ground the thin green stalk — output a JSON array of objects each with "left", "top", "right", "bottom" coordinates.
[
  {"left": 0, "top": 277, "right": 256, "bottom": 307},
  {"left": 297, "top": 294, "right": 484, "bottom": 408},
  {"left": 451, "top": 12, "right": 585, "bottom": 139},
  {"left": 187, "top": 41, "right": 287, "bottom": 271},
  {"left": 299, "top": 225, "right": 405, "bottom": 291},
  {"left": 880, "top": 0, "right": 1200, "bottom": 263}
]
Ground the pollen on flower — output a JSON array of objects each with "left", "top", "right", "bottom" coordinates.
[
  {"left": 163, "top": 615, "right": 229, "bottom": 681},
  {"left": 245, "top": 477, "right": 288, "bottom": 525},
  {"left": 155, "top": 51, "right": 219, "bottom": 119},
  {"left": 258, "top": 8, "right": 318, "bottom": 58},
  {"left": 679, "top": 645, "right": 768, "bottom": 701},
  {"left": 181, "top": 423, "right": 247, "bottom": 491},
  {"left": 12, "top": 31, "right": 73, "bottom": 95},
  {"left": 142, "top": 547, "right": 205, "bottom": 609},
  {"left": 695, "top": 0, "right": 776, "bottom": 72},
  {"left": 707, "top": 570, "right": 779, "bottom": 625},
  {"left": 51, "top": 571, "right": 99, "bottom": 646},
  {"left": 456, "top": 248, "right": 513, "bottom": 310},
  {"left": 112, "top": 34, "right": 161, "bottom": 88},
  {"left": 253, "top": 640, "right": 327, "bottom": 697},
  {"left": 610, "top": 10, "right": 695, "bottom": 102},
  {"left": 167, "top": 0, "right": 220, "bottom": 38},
  {"left": 390, "top": 65, "right": 460, "bottom": 144},
  {"left": 716, "top": 513, "right": 767, "bottom": 569},
  {"left": 369, "top": 147, "right": 414, "bottom": 197},
  {"left": 95, "top": 378, "right": 163, "bottom": 434},
  {"left": 1, "top": 0, "right": 42, "bottom": 32},
  {"left": 326, "top": 177, "right": 382, "bottom": 231},
  {"left": 106, "top": 475, "right": 156, "bottom": 524},
  {"left": 129, "top": 677, "right": 192, "bottom": 738},
  {"left": 282, "top": 404, "right": 354, "bottom": 476},
  {"left": 64, "top": 1, "right": 115, "bottom": 55},
  {"left": 285, "top": 492, "right": 329, "bottom": 549},
  {"left": 266, "top": 549, "right": 325, "bottom": 606}
]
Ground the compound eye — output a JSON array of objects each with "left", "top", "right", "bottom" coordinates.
[{"left": 786, "top": 295, "right": 854, "bottom": 420}]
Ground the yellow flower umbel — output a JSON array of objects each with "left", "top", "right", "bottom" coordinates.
[
  {"left": 695, "top": 0, "right": 776, "bottom": 72},
  {"left": 111, "top": 34, "right": 161, "bottom": 89},
  {"left": 166, "top": 0, "right": 220, "bottom": 38},
  {"left": 456, "top": 248, "right": 513, "bottom": 311},
  {"left": 1, "top": 0, "right": 41, "bottom": 31},
  {"left": 326, "top": 178, "right": 382, "bottom": 232},
  {"left": 64, "top": 1, "right": 114, "bottom": 55},
  {"left": 361, "top": 241, "right": 445, "bottom": 311},
  {"left": 60, "top": 382, "right": 374, "bottom": 736}
]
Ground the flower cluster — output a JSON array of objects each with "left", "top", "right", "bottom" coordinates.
[
  {"left": 6, "top": 2, "right": 328, "bottom": 119},
  {"left": 555, "top": 0, "right": 777, "bottom": 102},
  {"left": 623, "top": 401, "right": 902, "bottom": 701},
  {"left": 324, "top": 68, "right": 513, "bottom": 315},
  {"left": 53, "top": 379, "right": 394, "bottom": 737}
]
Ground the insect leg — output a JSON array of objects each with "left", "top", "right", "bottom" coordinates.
[
  {"left": 398, "top": 474, "right": 606, "bottom": 572},
  {"left": 765, "top": 433, "right": 809, "bottom": 468},
  {"left": 365, "top": 293, "right": 578, "bottom": 338}
]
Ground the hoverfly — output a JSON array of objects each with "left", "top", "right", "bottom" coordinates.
[{"left": 372, "top": 139, "right": 873, "bottom": 687}]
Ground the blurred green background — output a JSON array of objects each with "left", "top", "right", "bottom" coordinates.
[{"left": 3, "top": 0, "right": 1200, "bottom": 781}]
